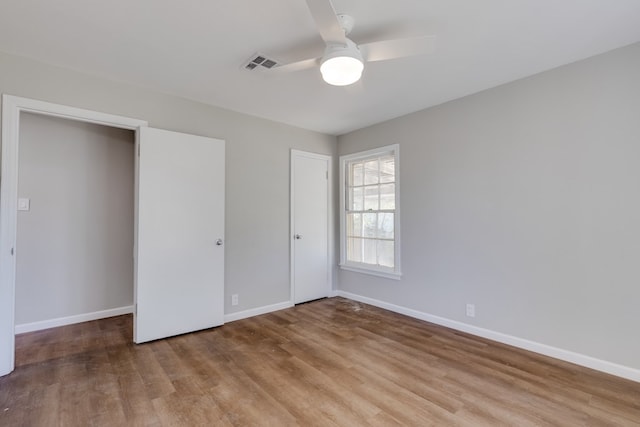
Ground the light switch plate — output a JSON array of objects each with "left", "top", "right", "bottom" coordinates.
[{"left": 18, "top": 198, "right": 30, "bottom": 211}]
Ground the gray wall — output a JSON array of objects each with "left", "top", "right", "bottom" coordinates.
[
  {"left": 0, "top": 51, "right": 337, "bottom": 316},
  {"left": 337, "top": 42, "right": 640, "bottom": 370},
  {"left": 17, "top": 113, "right": 134, "bottom": 323}
]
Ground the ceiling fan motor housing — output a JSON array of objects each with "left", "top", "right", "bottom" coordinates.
[{"left": 337, "top": 14, "right": 355, "bottom": 35}]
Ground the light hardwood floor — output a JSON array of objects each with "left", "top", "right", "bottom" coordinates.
[{"left": 1, "top": 297, "right": 639, "bottom": 426}]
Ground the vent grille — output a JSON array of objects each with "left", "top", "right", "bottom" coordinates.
[{"left": 243, "top": 53, "right": 278, "bottom": 71}]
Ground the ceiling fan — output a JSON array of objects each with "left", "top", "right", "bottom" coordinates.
[{"left": 270, "top": 0, "right": 436, "bottom": 86}]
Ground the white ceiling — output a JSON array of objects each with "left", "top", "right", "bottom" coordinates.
[{"left": 1, "top": 1, "right": 639, "bottom": 135}]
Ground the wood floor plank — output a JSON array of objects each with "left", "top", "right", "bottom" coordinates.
[
  {"left": 213, "top": 356, "right": 301, "bottom": 426},
  {"left": 1, "top": 297, "right": 640, "bottom": 426}
]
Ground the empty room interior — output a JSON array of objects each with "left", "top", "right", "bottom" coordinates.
[{"left": 1, "top": 0, "right": 640, "bottom": 425}]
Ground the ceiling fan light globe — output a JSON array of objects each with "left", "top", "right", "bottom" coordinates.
[
  {"left": 320, "top": 39, "right": 364, "bottom": 86},
  {"left": 320, "top": 56, "right": 363, "bottom": 86}
]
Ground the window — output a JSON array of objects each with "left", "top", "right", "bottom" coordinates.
[{"left": 340, "top": 144, "right": 400, "bottom": 279}]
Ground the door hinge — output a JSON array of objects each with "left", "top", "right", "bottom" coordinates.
[
  {"left": 326, "top": 170, "right": 328, "bottom": 179},
  {"left": 10, "top": 247, "right": 14, "bottom": 255}
]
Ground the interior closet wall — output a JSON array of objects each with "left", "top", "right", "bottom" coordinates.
[{"left": 16, "top": 112, "right": 134, "bottom": 325}]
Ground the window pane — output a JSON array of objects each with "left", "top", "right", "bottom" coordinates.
[
  {"left": 378, "top": 240, "right": 394, "bottom": 268},
  {"left": 364, "top": 160, "right": 379, "bottom": 185},
  {"left": 364, "top": 185, "right": 379, "bottom": 211},
  {"left": 347, "top": 237, "right": 362, "bottom": 263},
  {"left": 342, "top": 146, "right": 398, "bottom": 274},
  {"left": 363, "top": 239, "right": 377, "bottom": 265},
  {"left": 380, "top": 155, "right": 395, "bottom": 183},
  {"left": 350, "top": 187, "right": 363, "bottom": 211},
  {"left": 380, "top": 183, "right": 395, "bottom": 209},
  {"left": 350, "top": 162, "right": 363, "bottom": 186},
  {"left": 363, "top": 213, "right": 377, "bottom": 237},
  {"left": 377, "top": 213, "right": 394, "bottom": 239},
  {"left": 347, "top": 213, "right": 362, "bottom": 237}
]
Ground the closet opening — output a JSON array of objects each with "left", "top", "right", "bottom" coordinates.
[
  {"left": 0, "top": 95, "right": 148, "bottom": 376},
  {"left": 14, "top": 112, "right": 135, "bottom": 366}
]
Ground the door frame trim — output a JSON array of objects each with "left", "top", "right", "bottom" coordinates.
[
  {"left": 0, "top": 94, "right": 147, "bottom": 376},
  {"left": 289, "top": 149, "right": 333, "bottom": 304}
]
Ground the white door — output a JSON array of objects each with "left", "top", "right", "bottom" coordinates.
[
  {"left": 135, "top": 127, "right": 225, "bottom": 343},
  {"left": 291, "top": 150, "right": 330, "bottom": 304}
]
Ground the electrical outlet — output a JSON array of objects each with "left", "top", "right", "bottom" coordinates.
[
  {"left": 466, "top": 303, "right": 475, "bottom": 318},
  {"left": 231, "top": 294, "right": 239, "bottom": 306}
]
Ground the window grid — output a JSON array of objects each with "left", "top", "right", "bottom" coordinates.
[{"left": 344, "top": 153, "right": 396, "bottom": 270}]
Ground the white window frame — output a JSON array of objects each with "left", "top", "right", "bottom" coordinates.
[{"left": 339, "top": 144, "right": 401, "bottom": 280}]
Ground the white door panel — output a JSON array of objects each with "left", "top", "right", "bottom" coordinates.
[
  {"left": 292, "top": 151, "right": 330, "bottom": 304},
  {"left": 135, "top": 127, "right": 224, "bottom": 343}
]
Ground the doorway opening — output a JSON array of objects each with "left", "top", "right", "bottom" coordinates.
[
  {"left": 14, "top": 112, "right": 135, "bottom": 358},
  {"left": 0, "top": 95, "right": 147, "bottom": 376}
]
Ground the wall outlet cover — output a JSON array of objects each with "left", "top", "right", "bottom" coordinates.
[{"left": 466, "top": 303, "right": 476, "bottom": 318}]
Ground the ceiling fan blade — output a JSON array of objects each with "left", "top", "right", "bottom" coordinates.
[
  {"left": 305, "top": 0, "right": 346, "bottom": 45},
  {"left": 359, "top": 35, "right": 436, "bottom": 62},
  {"left": 272, "top": 57, "right": 320, "bottom": 73}
]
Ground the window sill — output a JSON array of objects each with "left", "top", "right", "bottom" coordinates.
[{"left": 339, "top": 264, "right": 402, "bottom": 280}]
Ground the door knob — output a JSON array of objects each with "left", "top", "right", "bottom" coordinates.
[
  {"left": 216, "top": 239, "right": 223, "bottom": 246},
  {"left": 295, "top": 234, "right": 302, "bottom": 240}
]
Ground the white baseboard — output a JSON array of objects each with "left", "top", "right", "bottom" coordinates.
[
  {"left": 15, "top": 305, "right": 134, "bottom": 334},
  {"left": 336, "top": 290, "right": 640, "bottom": 383},
  {"left": 224, "top": 301, "right": 294, "bottom": 323}
]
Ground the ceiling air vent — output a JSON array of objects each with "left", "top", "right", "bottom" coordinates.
[{"left": 243, "top": 53, "right": 278, "bottom": 71}]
